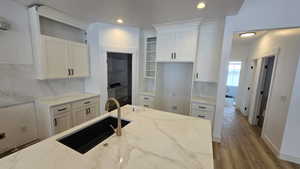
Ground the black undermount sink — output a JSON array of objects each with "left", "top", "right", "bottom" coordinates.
[{"left": 57, "top": 116, "right": 130, "bottom": 154}]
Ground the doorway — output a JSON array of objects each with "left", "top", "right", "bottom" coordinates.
[
  {"left": 225, "top": 61, "right": 242, "bottom": 105},
  {"left": 256, "top": 56, "right": 275, "bottom": 128},
  {"left": 107, "top": 52, "right": 132, "bottom": 111}
]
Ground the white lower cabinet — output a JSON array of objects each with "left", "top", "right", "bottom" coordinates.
[
  {"left": 36, "top": 96, "right": 100, "bottom": 139},
  {"left": 0, "top": 103, "right": 38, "bottom": 153},
  {"left": 139, "top": 95, "right": 155, "bottom": 108},
  {"left": 190, "top": 102, "right": 215, "bottom": 120}
]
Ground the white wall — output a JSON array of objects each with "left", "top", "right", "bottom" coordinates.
[
  {"left": 0, "top": 0, "right": 85, "bottom": 107},
  {"left": 280, "top": 57, "right": 300, "bottom": 163},
  {"left": 85, "top": 23, "right": 140, "bottom": 113},
  {"left": 215, "top": 0, "right": 300, "bottom": 163}
]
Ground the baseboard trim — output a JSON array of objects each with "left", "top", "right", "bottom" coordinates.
[
  {"left": 279, "top": 153, "right": 300, "bottom": 164},
  {"left": 261, "top": 134, "right": 280, "bottom": 156}
]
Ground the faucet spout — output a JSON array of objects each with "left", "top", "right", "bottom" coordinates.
[{"left": 105, "top": 97, "right": 122, "bottom": 136}]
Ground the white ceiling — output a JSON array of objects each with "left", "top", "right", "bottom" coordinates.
[{"left": 15, "top": 0, "right": 244, "bottom": 27}]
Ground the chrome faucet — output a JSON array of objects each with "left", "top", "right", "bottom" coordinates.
[{"left": 105, "top": 97, "right": 122, "bottom": 136}]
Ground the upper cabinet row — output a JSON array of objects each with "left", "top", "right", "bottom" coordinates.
[
  {"left": 155, "top": 24, "right": 199, "bottom": 62},
  {"left": 153, "top": 20, "right": 224, "bottom": 82},
  {"left": 29, "top": 6, "right": 89, "bottom": 80}
]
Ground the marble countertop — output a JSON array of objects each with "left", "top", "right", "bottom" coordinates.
[
  {"left": 191, "top": 96, "right": 216, "bottom": 106},
  {"left": 0, "top": 105, "right": 214, "bottom": 169},
  {"left": 36, "top": 92, "right": 100, "bottom": 107}
]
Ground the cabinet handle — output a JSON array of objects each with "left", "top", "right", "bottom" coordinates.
[
  {"left": 171, "top": 53, "right": 173, "bottom": 59},
  {"left": 0, "top": 133, "right": 6, "bottom": 140},
  {"left": 144, "top": 105, "right": 149, "bottom": 108},
  {"left": 198, "top": 106, "right": 207, "bottom": 109},
  {"left": 58, "top": 108, "right": 67, "bottom": 111},
  {"left": 174, "top": 52, "right": 176, "bottom": 59},
  {"left": 86, "top": 108, "right": 91, "bottom": 114},
  {"left": 196, "top": 73, "right": 199, "bottom": 79},
  {"left": 68, "top": 69, "right": 71, "bottom": 76},
  {"left": 71, "top": 69, "right": 74, "bottom": 76},
  {"left": 144, "top": 97, "right": 149, "bottom": 100},
  {"left": 197, "top": 115, "right": 206, "bottom": 118},
  {"left": 54, "top": 119, "right": 57, "bottom": 126},
  {"left": 84, "top": 101, "right": 91, "bottom": 104}
]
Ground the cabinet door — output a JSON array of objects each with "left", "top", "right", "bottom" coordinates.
[
  {"left": 53, "top": 113, "right": 72, "bottom": 134},
  {"left": 195, "top": 22, "right": 223, "bottom": 82},
  {"left": 42, "top": 35, "right": 69, "bottom": 79},
  {"left": 68, "top": 41, "right": 89, "bottom": 78},
  {"left": 174, "top": 29, "right": 198, "bottom": 62},
  {"left": 85, "top": 105, "right": 97, "bottom": 121},
  {"left": 156, "top": 32, "right": 175, "bottom": 62},
  {"left": 72, "top": 108, "right": 86, "bottom": 126},
  {"left": 0, "top": 103, "right": 38, "bottom": 153}
]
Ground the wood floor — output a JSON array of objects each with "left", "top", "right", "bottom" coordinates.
[{"left": 213, "top": 104, "right": 300, "bottom": 169}]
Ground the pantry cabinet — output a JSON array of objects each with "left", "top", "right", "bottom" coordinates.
[
  {"left": 155, "top": 22, "right": 199, "bottom": 63},
  {"left": 194, "top": 21, "right": 224, "bottom": 82}
]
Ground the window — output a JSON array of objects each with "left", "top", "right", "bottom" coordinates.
[{"left": 227, "top": 61, "right": 242, "bottom": 87}]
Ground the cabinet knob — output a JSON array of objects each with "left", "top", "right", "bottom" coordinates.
[
  {"left": 0, "top": 133, "right": 6, "bottom": 140},
  {"left": 54, "top": 119, "right": 57, "bottom": 126}
]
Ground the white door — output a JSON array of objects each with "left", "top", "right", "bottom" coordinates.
[
  {"left": 68, "top": 41, "right": 89, "bottom": 78},
  {"left": 42, "top": 35, "right": 69, "bottom": 79},
  {"left": 53, "top": 113, "right": 72, "bottom": 134},
  {"left": 156, "top": 32, "right": 175, "bottom": 62},
  {"left": 174, "top": 29, "right": 198, "bottom": 62}
]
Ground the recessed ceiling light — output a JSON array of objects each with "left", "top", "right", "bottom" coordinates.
[
  {"left": 116, "top": 19, "right": 123, "bottom": 24},
  {"left": 240, "top": 32, "right": 256, "bottom": 38},
  {"left": 197, "top": 2, "right": 206, "bottom": 9}
]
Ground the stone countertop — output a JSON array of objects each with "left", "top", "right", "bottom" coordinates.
[
  {"left": 0, "top": 105, "right": 214, "bottom": 169},
  {"left": 35, "top": 92, "right": 100, "bottom": 107},
  {"left": 191, "top": 96, "right": 216, "bottom": 106}
]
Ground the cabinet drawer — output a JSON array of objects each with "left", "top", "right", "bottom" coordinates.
[
  {"left": 72, "top": 97, "right": 98, "bottom": 109},
  {"left": 140, "top": 96, "right": 154, "bottom": 102},
  {"left": 191, "top": 109, "right": 211, "bottom": 120},
  {"left": 191, "top": 103, "right": 215, "bottom": 111},
  {"left": 52, "top": 104, "right": 71, "bottom": 116}
]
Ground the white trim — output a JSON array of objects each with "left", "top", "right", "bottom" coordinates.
[
  {"left": 262, "top": 134, "right": 280, "bottom": 156},
  {"left": 100, "top": 46, "right": 139, "bottom": 112},
  {"left": 279, "top": 153, "right": 300, "bottom": 164}
]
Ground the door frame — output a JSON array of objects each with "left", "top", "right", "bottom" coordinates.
[
  {"left": 100, "top": 46, "right": 139, "bottom": 112},
  {"left": 248, "top": 48, "right": 280, "bottom": 134}
]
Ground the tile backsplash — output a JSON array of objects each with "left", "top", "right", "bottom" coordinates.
[
  {"left": 0, "top": 64, "right": 84, "bottom": 107},
  {"left": 192, "top": 81, "right": 218, "bottom": 98}
]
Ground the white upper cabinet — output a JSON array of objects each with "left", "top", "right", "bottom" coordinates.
[
  {"left": 155, "top": 21, "right": 200, "bottom": 63},
  {"left": 68, "top": 41, "right": 89, "bottom": 78},
  {"left": 175, "top": 29, "right": 198, "bottom": 62},
  {"left": 156, "top": 32, "right": 174, "bottom": 62},
  {"left": 41, "top": 35, "right": 89, "bottom": 79},
  {"left": 42, "top": 35, "right": 69, "bottom": 79},
  {"left": 29, "top": 6, "right": 89, "bottom": 80},
  {"left": 194, "top": 21, "right": 224, "bottom": 82}
]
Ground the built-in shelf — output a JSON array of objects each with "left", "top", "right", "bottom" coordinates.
[{"left": 144, "top": 37, "right": 157, "bottom": 79}]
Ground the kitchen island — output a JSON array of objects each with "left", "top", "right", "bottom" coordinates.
[{"left": 0, "top": 105, "right": 214, "bottom": 169}]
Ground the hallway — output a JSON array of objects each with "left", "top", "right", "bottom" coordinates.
[{"left": 213, "top": 102, "right": 300, "bottom": 169}]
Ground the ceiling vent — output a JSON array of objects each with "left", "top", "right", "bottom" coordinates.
[{"left": 0, "top": 17, "right": 10, "bottom": 31}]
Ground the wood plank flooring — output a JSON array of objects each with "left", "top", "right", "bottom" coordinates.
[{"left": 213, "top": 104, "right": 300, "bottom": 169}]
